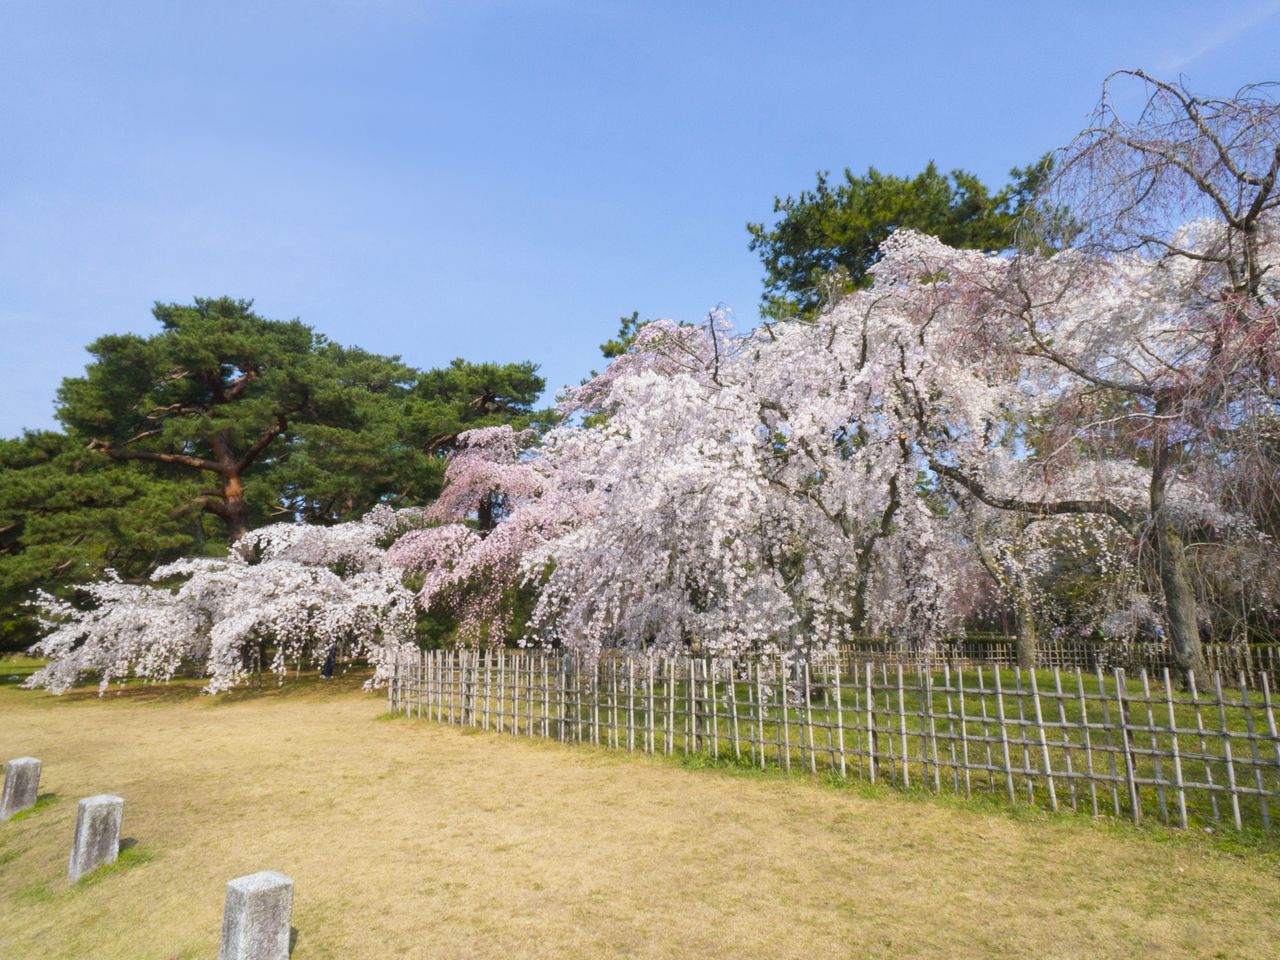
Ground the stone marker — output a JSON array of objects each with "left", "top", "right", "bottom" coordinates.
[
  {"left": 219, "top": 871, "right": 294, "bottom": 960},
  {"left": 67, "top": 794, "right": 124, "bottom": 881},
  {"left": 1, "top": 757, "right": 42, "bottom": 820}
]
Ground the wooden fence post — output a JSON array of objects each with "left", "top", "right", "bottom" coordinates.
[
  {"left": 627, "top": 658, "right": 636, "bottom": 753},
  {"left": 924, "top": 669, "right": 941, "bottom": 793},
  {"left": 865, "top": 661, "right": 876, "bottom": 785},
  {"left": 666, "top": 659, "right": 676, "bottom": 756},
  {"left": 647, "top": 657, "right": 656, "bottom": 755},
  {"left": 729, "top": 660, "right": 741, "bottom": 761},
  {"left": 976, "top": 667, "right": 996, "bottom": 794},
  {"left": 542, "top": 656, "right": 551, "bottom": 739},
  {"left": 1238, "top": 673, "right": 1270, "bottom": 832},
  {"left": 1212, "top": 672, "right": 1243, "bottom": 831},
  {"left": 1262, "top": 674, "right": 1280, "bottom": 810},
  {"left": 780, "top": 658, "right": 792, "bottom": 772},
  {"left": 1114, "top": 669, "right": 1141, "bottom": 825},
  {"left": 991, "top": 667, "right": 1015, "bottom": 803},
  {"left": 1050, "top": 668, "right": 1077, "bottom": 811},
  {"left": 955, "top": 665, "right": 971, "bottom": 798},
  {"left": 1028, "top": 670, "right": 1057, "bottom": 812},
  {"left": 1013, "top": 668, "right": 1034, "bottom": 804},
  {"left": 611, "top": 657, "right": 620, "bottom": 750},
  {"left": 1162, "top": 668, "right": 1189, "bottom": 829},
  {"left": 1094, "top": 666, "right": 1121, "bottom": 817},
  {"left": 756, "top": 660, "right": 767, "bottom": 771},
  {"left": 895, "top": 664, "right": 909, "bottom": 790},
  {"left": 687, "top": 658, "right": 697, "bottom": 754},
  {"left": 1138, "top": 670, "right": 1168, "bottom": 823},
  {"left": 833, "top": 658, "right": 846, "bottom": 779},
  {"left": 1073, "top": 667, "right": 1098, "bottom": 817},
  {"left": 941, "top": 664, "right": 958, "bottom": 794},
  {"left": 387, "top": 654, "right": 395, "bottom": 714},
  {"left": 592, "top": 660, "right": 600, "bottom": 746},
  {"left": 803, "top": 661, "right": 817, "bottom": 775}
]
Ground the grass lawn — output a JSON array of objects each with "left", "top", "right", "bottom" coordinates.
[
  {"left": 395, "top": 654, "right": 1280, "bottom": 831},
  {"left": 0, "top": 656, "right": 46, "bottom": 687},
  {"left": 2, "top": 670, "right": 1279, "bottom": 959}
]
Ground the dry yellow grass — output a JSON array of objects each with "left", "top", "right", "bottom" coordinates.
[{"left": 2, "top": 674, "right": 1279, "bottom": 960}]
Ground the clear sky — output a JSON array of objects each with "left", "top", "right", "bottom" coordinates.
[{"left": 2, "top": 0, "right": 1278, "bottom": 435}]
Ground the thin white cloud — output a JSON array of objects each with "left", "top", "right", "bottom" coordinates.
[{"left": 1158, "top": 0, "right": 1280, "bottom": 74}]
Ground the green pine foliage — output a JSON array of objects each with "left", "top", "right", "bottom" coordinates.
[
  {"left": 747, "top": 157, "right": 1053, "bottom": 319},
  {"left": 0, "top": 298, "right": 548, "bottom": 650},
  {"left": 0, "top": 431, "right": 218, "bottom": 651}
]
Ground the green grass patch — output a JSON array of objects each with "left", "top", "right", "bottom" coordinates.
[
  {"left": 17, "top": 879, "right": 59, "bottom": 904},
  {"left": 0, "top": 656, "right": 46, "bottom": 687},
  {"left": 15, "top": 844, "right": 156, "bottom": 904},
  {"left": 663, "top": 736, "right": 1280, "bottom": 858},
  {"left": 76, "top": 844, "right": 156, "bottom": 887},
  {"left": 4, "top": 792, "right": 58, "bottom": 823}
]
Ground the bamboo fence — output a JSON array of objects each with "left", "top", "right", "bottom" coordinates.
[
  {"left": 388, "top": 649, "right": 1280, "bottom": 835},
  {"left": 832, "top": 637, "right": 1280, "bottom": 690}
]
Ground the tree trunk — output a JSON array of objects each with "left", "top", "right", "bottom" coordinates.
[
  {"left": 221, "top": 471, "right": 250, "bottom": 542},
  {"left": 1152, "top": 518, "right": 1206, "bottom": 685},
  {"left": 972, "top": 528, "right": 1037, "bottom": 670},
  {"left": 850, "top": 470, "right": 902, "bottom": 632},
  {"left": 1013, "top": 587, "right": 1038, "bottom": 671},
  {"left": 1150, "top": 420, "right": 1207, "bottom": 686},
  {"left": 477, "top": 492, "right": 496, "bottom": 534}
]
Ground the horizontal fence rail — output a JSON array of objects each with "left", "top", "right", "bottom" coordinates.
[
  {"left": 388, "top": 650, "right": 1280, "bottom": 835},
  {"left": 831, "top": 638, "right": 1280, "bottom": 691}
]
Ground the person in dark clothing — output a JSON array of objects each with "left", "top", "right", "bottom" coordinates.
[{"left": 320, "top": 645, "right": 337, "bottom": 679}]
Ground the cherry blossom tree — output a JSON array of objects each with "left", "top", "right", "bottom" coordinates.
[
  {"left": 855, "top": 72, "right": 1280, "bottom": 682},
  {"left": 387, "top": 426, "right": 578, "bottom": 645},
  {"left": 25, "top": 506, "right": 416, "bottom": 694},
  {"left": 416, "top": 102, "right": 1276, "bottom": 675},
  {"left": 852, "top": 227, "right": 1271, "bottom": 681},
  {"left": 412, "top": 310, "right": 975, "bottom": 660},
  {"left": 556, "top": 316, "right": 726, "bottom": 417}
]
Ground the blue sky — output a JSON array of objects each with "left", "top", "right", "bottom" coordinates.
[{"left": 2, "top": 0, "right": 1278, "bottom": 435}]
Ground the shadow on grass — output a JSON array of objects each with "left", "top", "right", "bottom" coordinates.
[
  {"left": 20, "top": 667, "right": 379, "bottom": 706},
  {"left": 0, "top": 657, "right": 45, "bottom": 687},
  {"left": 19, "top": 842, "right": 157, "bottom": 903},
  {"left": 5, "top": 792, "right": 58, "bottom": 823},
  {"left": 75, "top": 840, "right": 155, "bottom": 888}
]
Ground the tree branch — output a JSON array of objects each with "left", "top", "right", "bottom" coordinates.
[
  {"left": 236, "top": 414, "right": 288, "bottom": 473},
  {"left": 930, "top": 458, "right": 1139, "bottom": 535},
  {"left": 88, "top": 438, "right": 221, "bottom": 473}
]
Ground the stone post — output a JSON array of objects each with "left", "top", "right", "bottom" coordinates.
[
  {"left": 219, "top": 871, "right": 294, "bottom": 960},
  {"left": 1, "top": 757, "right": 41, "bottom": 820},
  {"left": 67, "top": 794, "right": 124, "bottom": 881}
]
